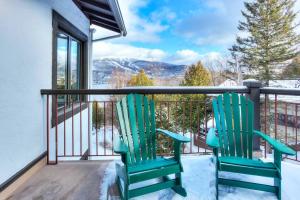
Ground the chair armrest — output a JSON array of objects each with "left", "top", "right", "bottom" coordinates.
[
  {"left": 254, "top": 130, "right": 296, "bottom": 155},
  {"left": 113, "top": 138, "right": 129, "bottom": 154},
  {"left": 206, "top": 128, "right": 219, "bottom": 148},
  {"left": 156, "top": 129, "right": 190, "bottom": 143}
]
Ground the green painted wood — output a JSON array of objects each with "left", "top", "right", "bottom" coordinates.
[
  {"left": 128, "top": 158, "right": 177, "bottom": 173},
  {"left": 129, "top": 180, "right": 176, "bottom": 198},
  {"left": 232, "top": 93, "right": 242, "bottom": 157},
  {"left": 116, "top": 176, "right": 126, "bottom": 200},
  {"left": 217, "top": 95, "right": 229, "bottom": 156},
  {"left": 150, "top": 99, "right": 156, "bottom": 159},
  {"left": 206, "top": 128, "right": 219, "bottom": 148},
  {"left": 254, "top": 130, "right": 296, "bottom": 155},
  {"left": 248, "top": 99, "right": 254, "bottom": 159},
  {"left": 116, "top": 163, "right": 127, "bottom": 183},
  {"left": 116, "top": 163, "right": 128, "bottom": 200},
  {"left": 116, "top": 102, "right": 131, "bottom": 164},
  {"left": 274, "top": 149, "right": 282, "bottom": 200},
  {"left": 127, "top": 94, "right": 141, "bottom": 163},
  {"left": 135, "top": 94, "right": 147, "bottom": 160},
  {"left": 220, "top": 163, "right": 279, "bottom": 178},
  {"left": 143, "top": 96, "right": 152, "bottom": 159},
  {"left": 171, "top": 185, "right": 187, "bottom": 197},
  {"left": 219, "top": 157, "right": 275, "bottom": 169},
  {"left": 121, "top": 97, "right": 135, "bottom": 163},
  {"left": 207, "top": 93, "right": 292, "bottom": 199},
  {"left": 156, "top": 129, "right": 190, "bottom": 143},
  {"left": 115, "top": 94, "right": 189, "bottom": 199},
  {"left": 113, "top": 138, "right": 129, "bottom": 154},
  {"left": 129, "top": 164, "right": 180, "bottom": 184},
  {"left": 212, "top": 99, "right": 225, "bottom": 156},
  {"left": 223, "top": 93, "right": 235, "bottom": 156},
  {"left": 116, "top": 102, "right": 127, "bottom": 143},
  {"left": 240, "top": 95, "right": 248, "bottom": 158},
  {"left": 173, "top": 141, "right": 181, "bottom": 163},
  {"left": 218, "top": 178, "right": 278, "bottom": 193}
]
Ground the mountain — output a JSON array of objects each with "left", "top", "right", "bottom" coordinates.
[{"left": 93, "top": 58, "right": 188, "bottom": 85}]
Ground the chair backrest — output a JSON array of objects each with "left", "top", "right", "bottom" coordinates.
[
  {"left": 116, "top": 94, "right": 156, "bottom": 164},
  {"left": 212, "top": 93, "right": 254, "bottom": 159}
]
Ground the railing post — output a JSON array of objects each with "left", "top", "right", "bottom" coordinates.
[{"left": 243, "top": 79, "right": 262, "bottom": 150}]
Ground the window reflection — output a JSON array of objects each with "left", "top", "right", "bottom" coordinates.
[
  {"left": 56, "top": 32, "right": 82, "bottom": 108},
  {"left": 57, "top": 33, "right": 68, "bottom": 108},
  {"left": 71, "top": 39, "right": 80, "bottom": 101}
]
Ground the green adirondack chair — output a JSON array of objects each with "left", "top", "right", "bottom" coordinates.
[
  {"left": 114, "top": 94, "right": 190, "bottom": 199},
  {"left": 206, "top": 93, "right": 296, "bottom": 200}
]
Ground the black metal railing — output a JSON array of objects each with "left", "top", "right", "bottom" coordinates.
[{"left": 41, "top": 81, "right": 300, "bottom": 164}]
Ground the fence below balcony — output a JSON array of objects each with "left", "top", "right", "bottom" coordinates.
[{"left": 41, "top": 80, "right": 300, "bottom": 164}]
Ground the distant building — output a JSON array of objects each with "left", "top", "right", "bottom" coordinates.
[{"left": 218, "top": 79, "right": 238, "bottom": 87}]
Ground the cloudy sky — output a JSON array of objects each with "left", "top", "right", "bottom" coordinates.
[{"left": 92, "top": 0, "right": 300, "bottom": 65}]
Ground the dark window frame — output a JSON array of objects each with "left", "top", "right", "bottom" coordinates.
[{"left": 52, "top": 10, "right": 88, "bottom": 126}]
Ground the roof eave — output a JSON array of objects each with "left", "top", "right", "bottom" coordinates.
[{"left": 107, "top": 0, "right": 127, "bottom": 36}]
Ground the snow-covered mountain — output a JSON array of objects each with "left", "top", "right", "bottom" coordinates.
[{"left": 93, "top": 58, "right": 188, "bottom": 85}]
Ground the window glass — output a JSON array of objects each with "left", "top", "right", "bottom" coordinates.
[
  {"left": 70, "top": 39, "right": 80, "bottom": 89},
  {"left": 70, "top": 39, "right": 80, "bottom": 102},
  {"left": 56, "top": 32, "right": 82, "bottom": 106},
  {"left": 57, "top": 33, "right": 68, "bottom": 107}
]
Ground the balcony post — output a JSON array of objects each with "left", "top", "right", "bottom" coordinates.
[{"left": 243, "top": 79, "right": 262, "bottom": 150}]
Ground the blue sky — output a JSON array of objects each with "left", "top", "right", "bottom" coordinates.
[{"left": 92, "top": 0, "right": 300, "bottom": 65}]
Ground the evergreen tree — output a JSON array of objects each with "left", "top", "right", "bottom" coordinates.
[
  {"left": 127, "top": 69, "right": 154, "bottom": 86},
  {"left": 92, "top": 102, "right": 104, "bottom": 129},
  {"left": 176, "top": 61, "right": 212, "bottom": 134},
  {"left": 280, "top": 54, "right": 300, "bottom": 79},
  {"left": 230, "top": 0, "right": 300, "bottom": 85}
]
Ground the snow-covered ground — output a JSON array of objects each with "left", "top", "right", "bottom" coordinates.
[
  {"left": 100, "top": 156, "right": 300, "bottom": 200},
  {"left": 88, "top": 126, "right": 209, "bottom": 157}
]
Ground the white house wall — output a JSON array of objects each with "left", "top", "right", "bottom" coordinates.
[
  {"left": 0, "top": 0, "right": 90, "bottom": 185},
  {"left": 48, "top": 108, "right": 89, "bottom": 162}
]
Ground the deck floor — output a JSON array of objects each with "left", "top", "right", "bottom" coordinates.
[{"left": 7, "top": 161, "right": 111, "bottom": 200}]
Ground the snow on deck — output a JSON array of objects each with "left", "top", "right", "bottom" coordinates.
[{"left": 100, "top": 156, "right": 300, "bottom": 200}]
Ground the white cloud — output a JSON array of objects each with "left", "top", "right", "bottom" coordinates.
[
  {"left": 195, "top": 34, "right": 236, "bottom": 46},
  {"left": 205, "top": 0, "right": 227, "bottom": 14},
  {"left": 150, "top": 7, "right": 176, "bottom": 22},
  {"left": 93, "top": 0, "right": 171, "bottom": 43},
  {"left": 174, "top": 0, "right": 244, "bottom": 48},
  {"left": 93, "top": 42, "right": 225, "bottom": 66},
  {"left": 166, "top": 49, "right": 202, "bottom": 65},
  {"left": 294, "top": 0, "right": 300, "bottom": 33},
  {"left": 93, "top": 42, "right": 204, "bottom": 65},
  {"left": 93, "top": 42, "right": 167, "bottom": 61}
]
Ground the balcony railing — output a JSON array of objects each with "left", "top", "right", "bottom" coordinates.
[{"left": 41, "top": 81, "right": 300, "bottom": 164}]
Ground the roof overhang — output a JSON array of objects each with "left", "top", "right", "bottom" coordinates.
[{"left": 73, "top": 0, "right": 127, "bottom": 36}]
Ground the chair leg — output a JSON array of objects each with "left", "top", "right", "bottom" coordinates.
[
  {"left": 216, "top": 170, "right": 219, "bottom": 200},
  {"left": 162, "top": 174, "right": 186, "bottom": 197},
  {"left": 274, "top": 150, "right": 282, "bottom": 200},
  {"left": 116, "top": 163, "right": 129, "bottom": 200},
  {"left": 124, "top": 183, "right": 129, "bottom": 200},
  {"left": 274, "top": 177, "right": 281, "bottom": 200},
  {"left": 213, "top": 149, "right": 219, "bottom": 200},
  {"left": 172, "top": 172, "right": 187, "bottom": 197},
  {"left": 116, "top": 176, "right": 127, "bottom": 200}
]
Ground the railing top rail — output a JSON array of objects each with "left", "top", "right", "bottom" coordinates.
[
  {"left": 40, "top": 86, "right": 249, "bottom": 95},
  {"left": 260, "top": 87, "right": 300, "bottom": 96}
]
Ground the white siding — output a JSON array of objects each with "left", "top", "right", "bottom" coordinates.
[{"left": 0, "top": 0, "right": 90, "bottom": 185}]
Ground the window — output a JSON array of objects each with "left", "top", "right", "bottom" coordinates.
[
  {"left": 52, "top": 11, "right": 88, "bottom": 125},
  {"left": 56, "top": 32, "right": 82, "bottom": 107}
]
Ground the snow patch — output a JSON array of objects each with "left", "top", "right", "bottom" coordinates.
[{"left": 99, "top": 156, "right": 300, "bottom": 200}]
